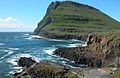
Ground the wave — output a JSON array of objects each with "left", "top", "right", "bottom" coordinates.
[
  {"left": 0, "top": 48, "right": 20, "bottom": 60},
  {"left": 7, "top": 54, "right": 39, "bottom": 66},
  {"left": 47, "top": 39, "right": 80, "bottom": 42},
  {"left": 8, "top": 48, "right": 20, "bottom": 51},
  {"left": 82, "top": 42, "right": 87, "bottom": 47},
  {"left": 0, "top": 43, "right": 5, "bottom": 46},
  {"left": 31, "top": 35, "right": 43, "bottom": 39},
  {"left": 26, "top": 37, "right": 32, "bottom": 40},
  {"left": 25, "top": 35, "right": 43, "bottom": 40},
  {"left": 0, "top": 51, "right": 14, "bottom": 60},
  {"left": 67, "top": 43, "right": 82, "bottom": 47},
  {"left": 44, "top": 48, "right": 57, "bottom": 55},
  {"left": 9, "top": 67, "right": 23, "bottom": 75},
  {"left": 7, "top": 54, "right": 32, "bottom": 66},
  {"left": 48, "top": 39, "right": 67, "bottom": 42}
]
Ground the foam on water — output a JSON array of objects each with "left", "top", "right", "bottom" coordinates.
[
  {"left": 48, "top": 39, "right": 67, "bottom": 42},
  {"left": 44, "top": 48, "right": 57, "bottom": 55},
  {"left": 26, "top": 35, "right": 43, "bottom": 40},
  {"left": 67, "top": 43, "right": 82, "bottom": 47},
  {"left": 0, "top": 51, "right": 14, "bottom": 60},
  {"left": 0, "top": 43, "right": 5, "bottom": 46},
  {"left": 7, "top": 53, "right": 39, "bottom": 66},
  {"left": 9, "top": 68, "right": 23, "bottom": 75},
  {"left": 26, "top": 37, "right": 32, "bottom": 40},
  {"left": 13, "top": 67, "right": 23, "bottom": 70},
  {"left": 31, "top": 35, "right": 43, "bottom": 39},
  {"left": 82, "top": 42, "right": 87, "bottom": 47},
  {"left": 8, "top": 48, "right": 20, "bottom": 51}
]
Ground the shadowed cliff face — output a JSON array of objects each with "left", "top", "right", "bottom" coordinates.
[
  {"left": 54, "top": 32, "right": 120, "bottom": 67},
  {"left": 34, "top": 1, "right": 120, "bottom": 39}
]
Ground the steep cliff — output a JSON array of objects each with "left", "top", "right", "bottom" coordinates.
[
  {"left": 34, "top": 1, "right": 120, "bottom": 39},
  {"left": 54, "top": 30, "right": 120, "bottom": 67}
]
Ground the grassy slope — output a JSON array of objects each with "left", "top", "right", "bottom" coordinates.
[
  {"left": 113, "top": 68, "right": 120, "bottom": 78},
  {"left": 35, "top": 1, "right": 120, "bottom": 38}
]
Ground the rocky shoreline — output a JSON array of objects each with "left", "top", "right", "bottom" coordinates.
[
  {"left": 13, "top": 57, "right": 83, "bottom": 78},
  {"left": 54, "top": 33, "right": 120, "bottom": 68},
  {"left": 13, "top": 32, "right": 120, "bottom": 78}
]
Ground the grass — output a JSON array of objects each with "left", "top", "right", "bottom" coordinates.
[
  {"left": 113, "top": 68, "right": 120, "bottom": 78},
  {"left": 35, "top": 1, "right": 120, "bottom": 38}
]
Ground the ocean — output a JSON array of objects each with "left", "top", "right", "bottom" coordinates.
[{"left": 0, "top": 32, "right": 85, "bottom": 78}]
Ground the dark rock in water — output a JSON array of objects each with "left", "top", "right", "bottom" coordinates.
[
  {"left": 18, "top": 57, "right": 36, "bottom": 68},
  {"left": 54, "top": 47, "right": 102, "bottom": 68},
  {"left": 14, "top": 57, "right": 79, "bottom": 78}
]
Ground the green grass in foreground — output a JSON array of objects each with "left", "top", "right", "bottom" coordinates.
[{"left": 113, "top": 68, "right": 120, "bottom": 78}]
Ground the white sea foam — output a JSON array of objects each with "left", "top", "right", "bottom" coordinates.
[
  {"left": 31, "top": 35, "right": 43, "bottom": 39},
  {"left": 25, "top": 35, "right": 43, "bottom": 40},
  {"left": 82, "top": 42, "right": 87, "bottom": 47},
  {"left": 9, "top": 68, "right": 23, "bottom": 75},
  {"left": 0, "top": 51, "right": 14, "bottom": 60},
  {"left": 44, "top": 48, "right": 57, "bottom": 55},
  {"left": 48, "top": 39, "right": 66, "bottom": 42},
  {"left": 13, "top": 67, "right": 23, "bottom": 70},
  {"left": 8, "top": 57, "right": 18, "bottom": 66},
  {"left": 7, "top": 54, "right": 39, "bottom": 66},
  {"left": 26, "top": 37, "right": 32, "bottom": 40},
  {"left": 0, "top": 43, "right": 5, "bottom": 46},
  {"left": 9, "top": 48, "right": 20, "bottom": 51},
  {"left": 67, "top": 43, "right": 82, "bottom": 47},
  {"left": 70, "top": 39, "right": 80, "bottom": 42}
]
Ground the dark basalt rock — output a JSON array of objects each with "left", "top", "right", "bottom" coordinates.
[
  {"left": 14, "top": 57, "right": 79, "bottom": 78},
  {"left": 54, "top": 47, "right": 102, "bottom": 68},
  {"left": 54, "top": 34, "right": 120, "bottom": 68},
  {"left": 18, "top": 57, "right": 36, "bottom": 68}
]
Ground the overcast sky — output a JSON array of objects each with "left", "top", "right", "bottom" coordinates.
[{"left": 0, "top": 0, "right": 120, "bottom": 32}]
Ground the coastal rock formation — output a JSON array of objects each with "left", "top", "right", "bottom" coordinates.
[
  {"left": 54, "top": 32, "right": 120, "bottom": 67},
  {"left": 54, "top": 47, "right": 102, "bottom": 68},
  {"left": 34, "top": 1, "right": 120, "bottom": 39},
  {"left": 18, "top": 57, "right": 36, "bottom": 68},
  {"left": 14, "top": 57, "right": 79, "bottom": 78}
]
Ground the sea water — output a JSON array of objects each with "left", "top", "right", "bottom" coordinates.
[{"left": 0, "top": 32, "right": 85, "bottom": 78}]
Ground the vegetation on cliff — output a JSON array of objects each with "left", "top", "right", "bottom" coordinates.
[
  {"left": 34, "top": 1, "right": 120, "bottom": 39},
  {"left": 32, "top": 1, "right": 120, "bottom": 78}
]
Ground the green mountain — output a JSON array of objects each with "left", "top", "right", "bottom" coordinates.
[{"left": 34, "top": 1, "right": 120, "bottom": 39}]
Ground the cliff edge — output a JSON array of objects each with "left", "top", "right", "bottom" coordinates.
[{"left": 34, "top": 1, "right": 120, "bottom": 40}]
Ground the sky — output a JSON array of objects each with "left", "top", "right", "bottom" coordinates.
[{"left": 0, "top": 0, "right": 120, "bottom": 32}]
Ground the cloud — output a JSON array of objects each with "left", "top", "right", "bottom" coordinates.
[
  {"left": 0, "top": 16, "right": 24, "bottom": 28},
  {"left": 0, "top": 16, "right": 17, "bottom": 22},
  {"left": 4, "top": 16, "right": 17, "bottom": 22},
  {"left": 0, "top": 23, "right": 24, "bottom": 28}
]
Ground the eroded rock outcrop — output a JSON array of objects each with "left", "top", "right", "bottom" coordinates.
[
  {"left": 13, "top": 57, "right": 79, "bottom": 78},
  {"left": 54, "top": 33, "right": 120, "bottom": 68},
  {"left": 54, "top": 47, "right": 102, "bottom": 68}
]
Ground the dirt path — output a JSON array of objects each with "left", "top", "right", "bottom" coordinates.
[
  {"left": 83, "top": 69, "right": 114, "bottom": 78},
  {"left": 72, "top": 68, "right": 114, "bottom": 78}
]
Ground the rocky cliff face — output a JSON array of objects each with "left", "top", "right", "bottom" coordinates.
[
  {"left": 87, "top": 33, "right": 120, "bottom": 65},
  {"left": 34, "top": 1, "right": 120, "bottom": 39},
  {"left": 54, "top": 32, "right": 120, "bottom": 67}
]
